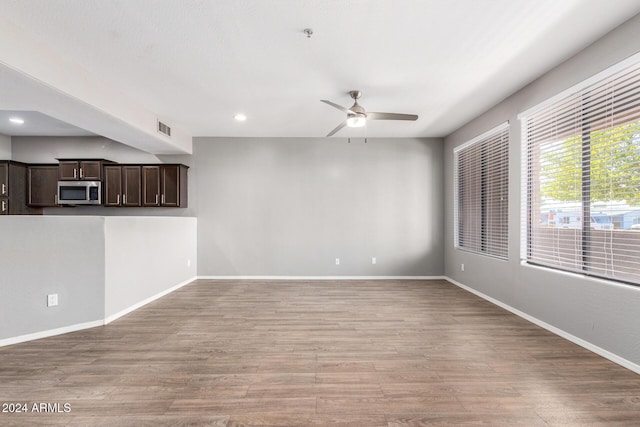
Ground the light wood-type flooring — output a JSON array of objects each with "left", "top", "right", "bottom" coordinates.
[{"left": 1, "top": 279, "right": 640, "bottom": 426}]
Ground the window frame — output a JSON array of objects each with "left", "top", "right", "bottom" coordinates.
[
  {"left": 519, "top": 52, "right": 640, "bottom": 286},
  {"left": 454, "top": 122, "right": 510, "bottom": 260}
]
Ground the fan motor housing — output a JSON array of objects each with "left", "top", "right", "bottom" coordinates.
[{"left": 349, "top": 102, "right": 366, "bottom": 115}]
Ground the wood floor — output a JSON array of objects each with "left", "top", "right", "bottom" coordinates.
[{"left": 1, "top": 279, "right": 639, "bottom": 426}]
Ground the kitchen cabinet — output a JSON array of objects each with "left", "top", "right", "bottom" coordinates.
[
  {"left": 103, "top": 166, "right": 121, "bottom": 206},
  {"left": 0, "top": 162, "right": 8, "bottom": 214},
  {"left": 59, "top": 160, "right": 104, "bottom": 181},
  {"left": 104, "top": 165, "right": 141, "bottom": 207},
  {"left": 24, "top": 160, "right": 187, "bottom": 209},
  {"left": 160, "top": 165, "right": 179, "bottom": 207},
  {"left": 142, "top": 166, "right": 160, "bottom": 206},
  {"left": 142, "top": 164, "right": 188, "bottom": 207},
  {"left": 28, "top": 165, "right": 59, "bottom": 207},
  {"left": 1, "top": 161, "right": 42, "bottom": 215},
  {"left": 122, "top": 166, "right": 142, "bottom": 206},
  {"left": 0, "top": 162, "right": 7, "bottom": 197}
]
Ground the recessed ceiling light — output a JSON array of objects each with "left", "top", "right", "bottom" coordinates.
[
  {"left": 234, "top": 113, "right": 247, "bottom": 122},
  {"left": 9, "top": 117, "right": 24, "bottom": 125}
]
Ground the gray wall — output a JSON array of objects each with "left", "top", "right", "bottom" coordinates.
[
  {"left": 0, "top": 216, "right": 105, "bottom": 340},
  {"left": 10, "top": 135, "right": 443, "bottom": 277},
  {"left": 0, "top": 134, "right": 10, "bottom": 159},
  {"left": 11, "top": 136, "right": 195, "bottom": 216},
  {"left": 104, "top": 216, "right": 197, "bottom": 319},
  {"left": 195, "top": 137, "right": 444, "bottom": 276},
  {"left": 0, "top": 216, "right": 198, "bottom": 342},
  {"left": 444, "top": 14, "right": 640, "bottom": 366}
]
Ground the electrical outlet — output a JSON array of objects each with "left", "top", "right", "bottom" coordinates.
[
  {"left": 335, "top": 258, "right": 340, "bottom": 265},
  {"left": 461, "top": 263, "right": 465, "bottom": 271},
  {"left": 372, "top": 257, "right": 377, "bottom": 265},
  {"left": 47, "top": 294, "right": 58, "bottom": 307}
]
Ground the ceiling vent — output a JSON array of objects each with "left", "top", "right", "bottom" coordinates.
[{"left": 157, "top": 120, "right": 171, "bottom": 137}]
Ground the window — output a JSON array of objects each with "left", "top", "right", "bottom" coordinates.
[
  {"left": 454, "top": 122, "right": 509, "bottom": 259},
  {"left": 522, "top": 55, "right": 640, "bottom": 285}
]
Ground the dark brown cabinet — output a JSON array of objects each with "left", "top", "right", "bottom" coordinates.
[
  {"left": 104, "top": 166, "right": 121, "bottom": 207},
  {"left": 59, "top": 160, "right": 102, "bottom": 181},
  {"left": 104, "top": 165, "right": 141, "bottom": 207},
  {"left": 161, "top": 165, "right": 180, "bottom": 207},
  {"left": 1, "top": 161, "right": 42, "bottom": 215},
  {"left": 28, "top": 165, "right": 59, "bottom": 207},
  {"left": 142, "top": 165, "right": 160, "bottom": 207},
  {"left": 122, "top": 166, "right": 142, "bottom": 206},
  {"left": 142, "top": 164, "right": 187, "bottom": 207},
  {"left": 25, "top": 160, "right": 187, "bottom": 210},
  {"left": 0, "top": 162, "right": 7, "bottom": 197},
  {"left": 1, "top": 162, "right": 8, "bottom": 215}
]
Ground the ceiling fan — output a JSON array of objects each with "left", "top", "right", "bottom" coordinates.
[{"left": 321, "top": 90, "right": 418, "bottom": 137}]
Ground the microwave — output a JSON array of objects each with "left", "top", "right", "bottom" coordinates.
[{"left": 57, "top": 181, "right": 102, "bottom": 205}]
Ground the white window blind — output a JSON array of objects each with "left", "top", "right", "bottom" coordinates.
[
  {"left": 454, "top": 123, "right": 509, "bottom": 259},
  {"left": 522, "top": 58, "right": 640, "bottom": 285}
]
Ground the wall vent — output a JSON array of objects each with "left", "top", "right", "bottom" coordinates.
[{"left": 157, "top": 120, "right": 171, "bottom": 137}]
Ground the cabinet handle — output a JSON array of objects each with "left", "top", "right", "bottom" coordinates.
[
  {"left": 80, "top": 168, "right": 83, "bottom": 179},
  {"left": 1, "top": 183, "right": 5, "bottom": 195},
  {"left": 117, "top": 194, "right": 120, "bottom": 205},
  {"left": 123, "top": 194, "right": 126, "bottom": 205},
  {"left": 73, "top": 168, "right": 77, "bottom": 179},
  {"left": 1, "top": 200, "right": 6, "bottom": 212},
  {"left": 161, "top": 194, "right": 165, "bottom": 204},
  {"left": 155, "top": 194, "right": 159, "bottom": 205},
  {"left": 54, "top": 194, "right": 58, "bottom": 204}
]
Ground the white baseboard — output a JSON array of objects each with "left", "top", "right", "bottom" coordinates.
[
  {"left": 445, "top": 276, "right": 640, "bottom": 376},
  {"left": 0, "top": 319, "right": 104, "bottom": 348},
  {"left": 104, "top": 276, "right": 197, "bottom": 324},
  {"left": 197, "top": 275, "right": 446, "bottom": 280}
]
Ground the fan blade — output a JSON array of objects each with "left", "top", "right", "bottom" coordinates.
[
  {"left": 326, "top": 120, "right": 347, "bottom": 137},
  {"left": 367, "top": 112, "right": 418, "bottom": 121},
  {"left": 321, "top": 100, "right": 355, "bottom": 114}
]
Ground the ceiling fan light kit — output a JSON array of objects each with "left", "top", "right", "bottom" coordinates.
[
  {"left": 346, "top": 115, "right": 366, "bottom": 128},
  {"left": 321, "top": 90, "right": 418, "bottom": 137}
]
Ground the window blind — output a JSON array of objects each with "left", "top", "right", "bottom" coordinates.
[
  {"left": 454, "top": 123, "right": 509, "bottom": 259},
  {"left": 522, "top": 59, "right": 640, "bottom": 285}
]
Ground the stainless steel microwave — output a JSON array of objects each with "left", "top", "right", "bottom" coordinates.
[{"left": 57, "top": 181, "right": 102, "bottom": 205}]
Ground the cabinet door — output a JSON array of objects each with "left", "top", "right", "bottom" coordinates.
[
  {"left": 80, "top": 161, "right": 101, "bottom": 180},
  {"left": 0, "top": 163, "right": 8, "bottom": 196},
  {"left": 103, "top": 166, "right": 122, "bottom": 206},
  {"left": 28, "top": 166, "right": 59, "bottom": 206},
  {"left": 160, "top": 165, "right": 180, "bottom": 207},
  {"left": 58, "top": 161, "right": 79, "bottom": 180},
  {"left": 122, "top": 166, "right": 141, "bottom": 206},
  {"left": 142, "top": 166, "right": 160, "bottom": 206},
  {"left": 7, "top": 162, "right": 36, "bottom": 215}
]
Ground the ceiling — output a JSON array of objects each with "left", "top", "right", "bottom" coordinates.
[{"left": 2, "top": 0, "right": 640, "bottom": 146}]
